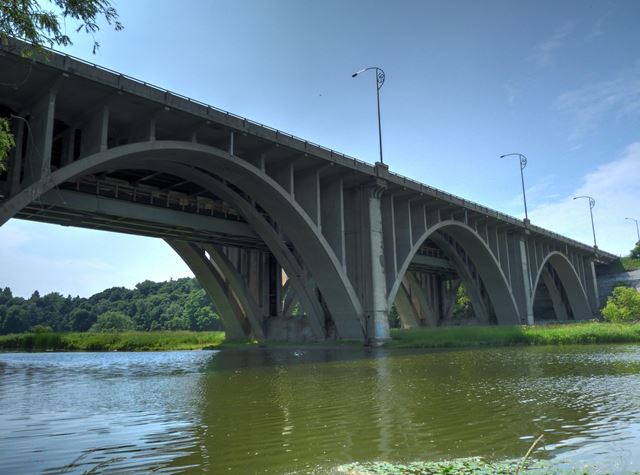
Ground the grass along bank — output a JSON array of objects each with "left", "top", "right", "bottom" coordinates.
[
  {"left": 622, "top": 256, "right": 640, "bottom": 271},
  {"left": 3, "top": 322, "right": 640, "bottom": 352},
  {"left": 388, "top": 321, "right": 640, "bottom": 349},
  {"left": 0, "top": 331, "right": 225, "bottom": 352}
]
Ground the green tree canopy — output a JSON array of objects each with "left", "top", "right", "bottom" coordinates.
[
  {"left": 0, "top": 0, "right": 123, "bottom": 53},
  {"left": 0, "top": 118, "right": 14, "bottom": 172},
  {"left": 69, "top": 308, "right": 95, "bottom": 332},
  {"left": 0, "top": 277, "right": 222, "bottom": 335},
  {"left": 602, "top": 286, "right": 640, "bottom": 323},
  {"left": 90, "top": 311, "right": 134, "bottom": 332}
]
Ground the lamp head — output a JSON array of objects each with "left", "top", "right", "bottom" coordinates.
[{"left": 351, "top": 72, "right": 358, "bottom": 78}]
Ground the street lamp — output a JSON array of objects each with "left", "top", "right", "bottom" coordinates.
[
  {"left": 352, "top": 66, "right": 386, "bottom": 165},
  {"left": 625, "top": 217, "right": 640, "bottom": 243},
  {"left": 500, "top": 153, "right": 529, "bottom": 222},
  {"left": 574, "top": 195, "right": 597, "bottom": 248}
]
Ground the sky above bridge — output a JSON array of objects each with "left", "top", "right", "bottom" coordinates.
[{"left": 2, "top": 0, "right": 640, "bottom": 297}]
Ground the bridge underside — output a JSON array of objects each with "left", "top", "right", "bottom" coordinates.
[{"left": 0, "top": 39, "right": 616, "bottom": 343}]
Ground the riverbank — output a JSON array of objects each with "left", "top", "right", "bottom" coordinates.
[
  {"left": 2, "top": 322, "right": 640, "bottom": 352},
  {"left": 0, "top": 331, "right": 225, "bottom": 351},
  {"left": 388, "top": 321, "right": 640, "bottom": 349}
]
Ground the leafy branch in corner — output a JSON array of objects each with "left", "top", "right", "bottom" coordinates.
[
  {"left": 0, "top": 1, "right": 124, "bottom": 171},
  {"left": 0, "top": 0, "right": 123, "bottom": 55}
]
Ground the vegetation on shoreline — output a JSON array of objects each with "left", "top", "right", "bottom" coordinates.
[
  {"left": 3, "top": 321, "right": 640, "bottom": 352},
  {"left": 0, "top": 331, "right": 225, "bottom": 352},
  {"left": 388, "top": 321, "right": 640, "bottom": 349},
  {"left": 602, "top": 285, "right": 640, "bottom": 322},
  {"left": 0, "top": 278, "right": 223, "bottom": 335},
  {"left": 621, "top": 242, "right": 640, "bottom": 271},
  {"left": 622, "top": 256, "right": 640, "bottom": 271}
]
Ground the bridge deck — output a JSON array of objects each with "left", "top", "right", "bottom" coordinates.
[{"left": 0, "top": 38, "right": 616, "bottom": 263}]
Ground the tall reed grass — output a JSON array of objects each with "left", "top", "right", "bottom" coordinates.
[
  {"left": 388, "top": 321, "right": 640, "bottom": 349},
  {"left": 0, "top": 331, "right": 225, "bottom": 351}
]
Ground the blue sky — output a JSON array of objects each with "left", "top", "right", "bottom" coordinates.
[{"left": 2, "top": 0, "right": 640, "bottom": 297}]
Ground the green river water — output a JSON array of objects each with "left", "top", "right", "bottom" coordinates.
[{"left": 1, "top": 345, "right": 639, "bottom": 474}]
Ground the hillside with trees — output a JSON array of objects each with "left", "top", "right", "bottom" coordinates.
[{"left": 0, "top": 278, "right": 222, "bottom": 335}]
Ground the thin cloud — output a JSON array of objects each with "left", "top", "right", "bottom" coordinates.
[
  {"left": 530, "top": 21, "right": 575, "bottom": 67},
  {"left": 557, "top": 71, "right": 640, "bottom": 141},
  {"left": 529, "top": 142, "right": 640, "bottom": 255}
]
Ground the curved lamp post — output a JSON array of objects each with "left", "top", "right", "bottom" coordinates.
[
  {"left": 500, "top": 153, "right": 529, "bottom": 222},
  {"left": 352, "top": 67, "right": 386, "bottom": 165},
  {"left": 625, "top": 217, "right": 640, "bottom": 243},
  {"left": 574, "top": 195, "right": 597, "bottom": 248}
]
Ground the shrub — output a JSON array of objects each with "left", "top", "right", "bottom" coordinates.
[{"left": 602, "top": 286, "right": 640, "bottom": 323}]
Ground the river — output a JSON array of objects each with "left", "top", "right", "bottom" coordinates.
[{"left": 1, "top": 345, "right": 639, "bottom": 474}]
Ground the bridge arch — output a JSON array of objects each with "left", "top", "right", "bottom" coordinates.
[
  {"left": 532, "top": 251, "right": 592, "bottom": 321},
  {"left": 388, "top": 220, "right": 520, "bottom": 325},
  {"left": 0, "top": 141, "right": 365, "bottom": 339}
]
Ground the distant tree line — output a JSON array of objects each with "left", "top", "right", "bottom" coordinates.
[{"left": 0, "top": 278, "right": 222, "bottom": 334}]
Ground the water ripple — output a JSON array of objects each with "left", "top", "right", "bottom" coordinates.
[{"left": 1, "top": 345, "right": 640, "bottom": 474}]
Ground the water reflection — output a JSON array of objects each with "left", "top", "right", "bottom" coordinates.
[
  {"left": 1, "top": 346, "right": 640, "bottom": 474},
  {"left": 0, "top": 352, "right": 212, "bottom": 474}
]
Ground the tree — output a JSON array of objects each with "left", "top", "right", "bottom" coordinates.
[
  {"left": 0, "top": 0, "right": 123, "bottom": 170},
  {"left": 631, "top": 242, "right": 640, "bottom": 260},
  {"left": 602, "top": 286, "right": 640, "bottom": 323},
  {"left": 0, "top": 118, "right": 15, "bottom": 172},
  {"left": 90, "top": 311, "right": 134, "bottom": 332},
  {"left": 388, "top": 305, "right": 400, "bottom": 328},
  {"left": 0, "top": 0, "right": 123, "bottom": 53},
  {"left": 2, "top": 304, "right": 30, "bottom": 333},
  {"left": 0, "top": 287, "right": 13, "bottom": 306},
  {"left": 69, "top": 308, "right": 95, "bottom": 332},
  {"left": 453, "top": 283, "right": 473, "bottom": 319},
  {"left": 0, "top": 277, "right": 223, "bottom": 334},
  {"left": 195, "top": 307, "right": 222, "bottom": 331}
]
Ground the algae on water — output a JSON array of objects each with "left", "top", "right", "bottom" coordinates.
[{"left": 337, "top": 458, "right": 523, "bottom": 475}]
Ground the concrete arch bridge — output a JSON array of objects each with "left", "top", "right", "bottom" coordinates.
[{"left": 0, "top": 40, "right": 617, "bottom": 343}]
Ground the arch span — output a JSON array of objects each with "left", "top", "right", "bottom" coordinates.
[
  {"left": 167, "top": 239, "right": 255, "bottom": 340},
  {"left": 388, "top": 220, "right": 520, "bottom": 325},
  {"left": 532, "top": 252, "right": 592, "bottom": 321},
  {"left": 0, "top": 141, "right": 365, "bottom": 339}
]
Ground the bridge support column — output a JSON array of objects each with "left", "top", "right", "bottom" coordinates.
[
  {"left": 346, "top": 178, "right": 390, "bottom": 344},
  {"left": 23, "top": 89, "right": 57, "bottom": 185},
  {"left": 405, "top": 272, "right": 438, "bottom": 326},
  {"left": 541, "top": 267, "right": 568, "bottom": 321},
  {"left": 587, "top": 259, "right": 600, "bottom": 313},
  {"left": 518, "top": 236, "right": 535, "bottom": 325},
  {"left": 167, "top": 240, "right": 251, "bottom": 340},
  {"left": 203, "top": 245, "right": 266, "bottom": 340},
  {"left": 395, "top": 278, "right": 420, "bottom": 328}
]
